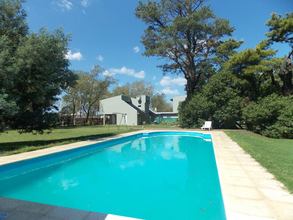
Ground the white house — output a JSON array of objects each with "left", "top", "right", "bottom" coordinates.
[
  {"left": 171, "top": 96, "right": 186, "bottom": 113},
  {"left": 99, "top": 94, "right": 186, "bottom": 126},
  {"left": 99, "top": 95, "right": 150, "bottom": 126}
]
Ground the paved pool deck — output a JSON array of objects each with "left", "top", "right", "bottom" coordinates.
[
  {"left": 212, "top": 131, "right": 293, "bottom": 220},
  {"left": 0, "top": 130, "right": 292, "bottom": 220}
]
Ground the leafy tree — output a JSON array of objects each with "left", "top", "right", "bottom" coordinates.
[
  {"left": 0, "top": 93, "right": 18, "bottom": 131},
  {"left": 0, "top": 0, "right": 76, "bottom": 132},
  {"left": 243, "top": 94, "right": 293, "bottom": 138},
  {"left": 0, "top": 0, "right": 28, "bottom": 109},
  {"left": 179, "top": 72, "right": 244, "bottom": 128},
  {"left": 62, "top": 66, "right": 114, "bottom": 125},
  {"left": 214, "top": 39, "right": 243, "bottom": 68},
  {"left": 0, "top": 0, "right": 28, "bottom": 47},
  {"left": 267, "top": 12, "right": 293, "bottom": 95},
  {"left": 112, "top": 80, "right": 154, "bottom": 97},
  {"left": 136, "top": 0, "right": 234, "bottom": 97},
  {"left": 10, "top": 29, "right": 76, "bottom": 131},
  {"left": 224, "top": 41, "right": 278, "bottom": 100},
  {"left": 62, "top": 83, "right": 80, "bottom": 126},
  {"left": 151, "top": 93, "right": 172, "bottom": 112}
]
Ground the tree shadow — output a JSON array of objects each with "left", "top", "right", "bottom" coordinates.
[{"left": 0, "top": 133, "right": 117, "bottom": 155}]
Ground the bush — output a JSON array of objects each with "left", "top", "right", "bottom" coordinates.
[
  {"left": 243, "top": 94, "right": 293, "bottom": 138},
  {"left": 179, "top": 95, "right": 214, "bottom": 128},
  {"left": 179, "top": 72, "right": 244, "bottom": 128}
]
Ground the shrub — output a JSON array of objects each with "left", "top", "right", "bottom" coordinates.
[
  {"left": 179, "top": 72, "right": 244, "bottom": 128},
  {"left": 243, "top": 94, "right": 293, "bottom": 138},
  {"left": 179, "top": 95, "right": 214, "bottom": 128}
]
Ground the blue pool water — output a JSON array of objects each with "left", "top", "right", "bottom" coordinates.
[{"left": 0, "top": 132, "right": 225, "bottom": 219}]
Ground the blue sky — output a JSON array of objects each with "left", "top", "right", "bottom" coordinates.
[{"left": 24, "top": 0, "right": 292, "bottom": 98}]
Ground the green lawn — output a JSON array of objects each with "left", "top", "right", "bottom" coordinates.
[
  {"left": 0, "top": 126, "right": 140, "bottom": 156},
  {"left": 225, "top": 130, "right": 293, "bottom": 193}
]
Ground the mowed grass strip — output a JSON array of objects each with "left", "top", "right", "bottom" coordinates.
[
  {"left": 0, "top": 126, "right": 140, "bottom": 156},
  {"left": 225, "top": 130, "right": 293, "bottom": 193}
]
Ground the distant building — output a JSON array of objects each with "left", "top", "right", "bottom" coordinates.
[
  {"left": 99, "top": 94, "right": 186, "bottom": 126},
  {"left": 99, "top": 95, "right": 150, "bottom": 126},
  {"left": 171, "top": 96, "right": 186, "bottom": 113}
]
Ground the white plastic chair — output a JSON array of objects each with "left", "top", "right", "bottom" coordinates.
[{"left": 201, "top": 121, "right": 212, "bottom": 130}]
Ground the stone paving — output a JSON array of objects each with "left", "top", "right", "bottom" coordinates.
[
  {"left": 0, "top": 130, "right": 293, "bottom": 219},
  {"left": 0, "top": 197, "right": 136, "bottom": 220},
  {"left": 212, "top": 131, "right": 293, "bottom": 220}
]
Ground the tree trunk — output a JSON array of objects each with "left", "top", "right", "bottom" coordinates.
[
  {"left": 280, "top": 53, "right": 293, "bottom": 96},
  {"left": 72, "top": 102, "right": 76, "bottom": 126},
  {"left": 185, "top": 69, "right": 198, "bottom": 98}
]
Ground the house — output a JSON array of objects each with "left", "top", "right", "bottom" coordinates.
[
  {"left": 99, "top": 95, "right": 150, "bottom": 126},
  {"left": 171, "top": 96, "right": 186, "bottom": 113},
  {"left": 99, "top": 94, "right": 186, "bottom": 126}
]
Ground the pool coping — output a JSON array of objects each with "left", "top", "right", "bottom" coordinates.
[{"left": 1, "top": 129, "right": 293, "bottom": 220}]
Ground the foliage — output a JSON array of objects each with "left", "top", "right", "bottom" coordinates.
[
  {"left": 0, "top": 1, "right": 76, "bottom": 132},
  {"left": 267, "top": 12, "right": 293, "bottom": 46},
  {"left": 266, "top": 12, "right": 293, "bottom": 95},
  {"left": 0, "top": 93, "right": 18, "bottom": 131},
  {"left": 112, "top": 80, "right": 154, "bottom": 97},
  {"left": 62, "top": 66, "right": 114, "bottom": 125},
  {"left": 136, "top": 0, "right": 234, "bottom": 96},
  {"left": 179, "top": 93, "right": 212, "bottom": 128},
  {"left": 179, "top": 72, "right": 244, "bottom": 128},
  {"left": 242, "top": 94, "right": 293, "bottom": 138},
  {"left": 11, "top": 29, "right": 76, "bottom": 132},
  {"left": 151, "top": 93, "right": 172, "bottom": 112},
  {"left": 0, "top": 0, "right": 28, "bottom": 47},
  {"left": 224, "top": 41, "right": 279, "bottom": 100}
]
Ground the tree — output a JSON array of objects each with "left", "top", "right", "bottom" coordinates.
[
  {"left": 136, "top": 0, "right": 234, "bottom": 97},
  {"left": 62, "top": 83, "right": 80, "bottom": 126},
  {"left": 179, "top": 72, "right": 244, "bottom": 128},
  {"left": 0, "top": 93, "right": 18, "bottom": 131},
  {"left": 0, "top": 0, "right": 76, "bottom": 132},
  {"left": 11, "top": 29, "right": 76, "bottom": 131},
  {"left": 243, "top": 94, "right": 293, "bottom": 138},
  {"left": 267, "top": 12, "right": 293, "bottom": 95},
  {"left": 112, "top": 80, "right": 154, "bottom": 97},
  {"left": 0, "top": 0, "right": 28, "bottom": 131},
  {"left": 0, "top": 0, "right": 28, "bottom": 47},
  {"left": 224, "top": 41, "right": 278, "bottom": 100},
  {"left": 62, "top": 66, "right": 114, "bottom": 125},
  {"left": 151, "top": 93, "right": 172, "bottom": 112}
]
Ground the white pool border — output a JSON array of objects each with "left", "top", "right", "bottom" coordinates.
[{"left": 1, "top": 129, "right": 293, "bottom": 220}]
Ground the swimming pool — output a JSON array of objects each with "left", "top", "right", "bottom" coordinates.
[{"left": 0, "top": 131, "right": 226, "bottom": 219}]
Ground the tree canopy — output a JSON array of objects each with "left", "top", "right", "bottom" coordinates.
[
  {"left": 0, "top": 0, "right": 76, "bottom": 132},
  {"left": 179, "top": 11, "right": 293, "bottom": 138},
  {"left": 136, "top": 0, "right": 234, "bottom": 97},
  {"left": 62, "top": 66, "right": 113, "bottom": 125},
  {"left": 267, "top": 12, "right": 293, "bottom": 95},
  {"left": 112, "top": 80, "right": 154, "bottom": 97}
]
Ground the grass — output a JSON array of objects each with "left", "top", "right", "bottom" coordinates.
[
  {"left": 0, "top": 126, "right": 141, "bottom": 156},
  {"left": 225, "top": 130, "right": 293, "bottom": 193}
]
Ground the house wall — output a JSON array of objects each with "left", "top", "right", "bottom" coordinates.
[
  {"left": 172, "top": 96, "right": 187, "bottom": 113},
  {"left": 130, "top": 95, "right": 150, "bottom": 114},
  {"left": 100, "top": 96, "right": 138, "bottom": 126}
]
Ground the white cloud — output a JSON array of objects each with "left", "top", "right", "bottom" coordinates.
[
  {"left": 160, "top": 87, "right": 179, "bottom": 95},
  {"left": 81, "top": 0, "right": 89, "bottom": 8},
  {"left": 97, "top": 55, "right": 104, "bottom": 62},
  {"left": 133, "top": 46, "right": 140, "bottom": 53},
  {"left": 160, "top": 76, "right": 186, "bottom": 87},
  {"left": 103, "top": 66, "right": 145, "bottom": 79},
  {"left": 56, "top": 0, "right": 73, "bottom": 11},
  {"left": 65, "top": 50, "right": 83, "bottom": 61}
]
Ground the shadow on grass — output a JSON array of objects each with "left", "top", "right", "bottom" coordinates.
[{"left": 0, "top": 133, "right": 117, "bottom": 155}]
